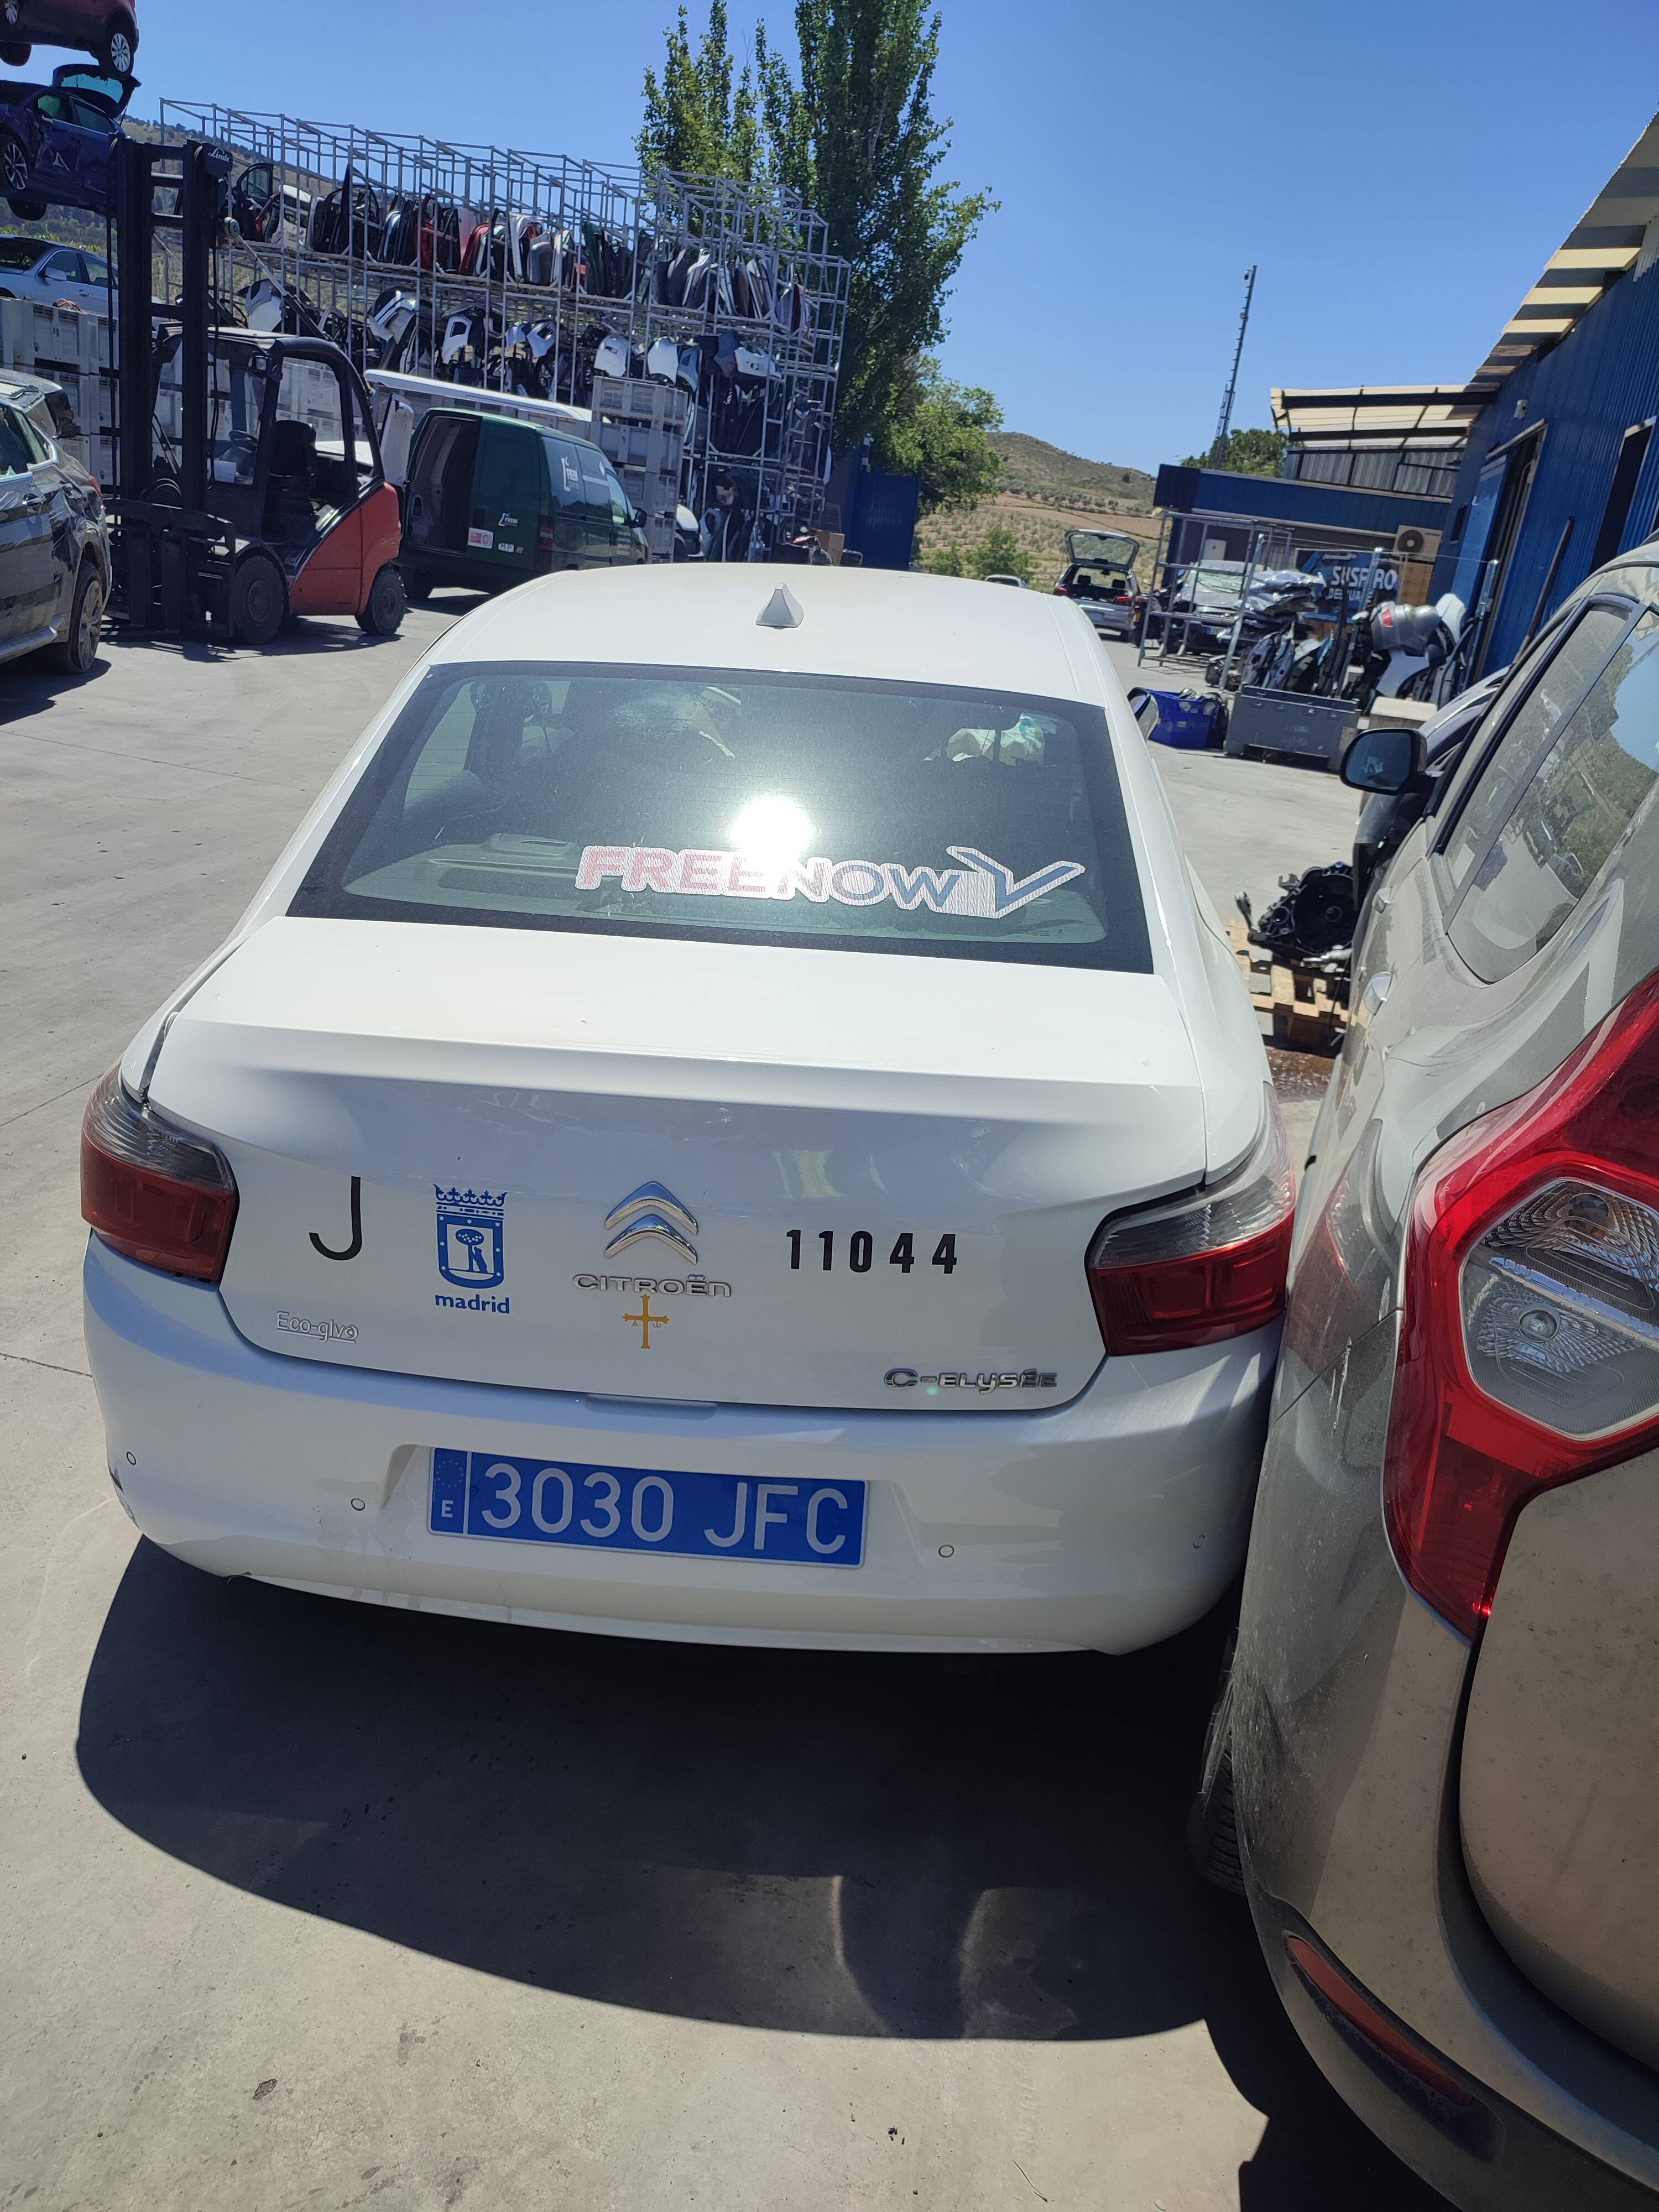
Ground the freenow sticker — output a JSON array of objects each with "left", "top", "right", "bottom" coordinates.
[{"left": 575, "top": 844, "right": 1086, "bottom": 919}]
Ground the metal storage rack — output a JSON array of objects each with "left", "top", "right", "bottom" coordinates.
[{"left": 154, "top": 100, "right": 850, "bottom": 555}]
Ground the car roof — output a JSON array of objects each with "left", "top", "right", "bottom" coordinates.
[
  {"left": 430, "top": 564, "right": 1102, "bottom": 697},
  {"left": 421, "top": 404, "right": 603, "bottom": 454},
  {"left": 0, "top": 368, "right": 59, "bottom": 405}
]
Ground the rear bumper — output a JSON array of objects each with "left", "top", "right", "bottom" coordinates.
[
  {"left": 1251, "top": 1891, "right": 1659, "bottom": 2212},
  {"left": 84, "top": 1235, "right": 1275, "bottom": 1653}
]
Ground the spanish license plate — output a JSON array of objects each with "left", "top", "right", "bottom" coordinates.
[{"left": 429, "top": 1449, "right": 865, "bottom": 1567}]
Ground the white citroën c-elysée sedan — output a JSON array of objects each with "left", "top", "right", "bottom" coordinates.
[{"left": 82, "top": 564, "right": 1290, "bottom": 1653}]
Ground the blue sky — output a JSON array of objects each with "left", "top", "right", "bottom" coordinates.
[{"left": 131, "top": 0, "right": 1659, "bottom": 469}]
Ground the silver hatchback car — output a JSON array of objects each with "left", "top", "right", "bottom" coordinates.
[{"left": 1196, "top": 547, "right": 1659, "bottom": 2208}]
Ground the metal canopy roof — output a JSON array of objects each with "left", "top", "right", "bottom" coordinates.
[
  {"left": 1467, "top": 112, "right": 1659, "bottom": 387},
  {"left": 1270, "top": 384, "right": 1487, "bottom": 447}
]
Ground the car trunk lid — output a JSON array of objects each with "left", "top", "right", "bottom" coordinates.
[
  {"left": 1461, "top": 1451, "right": 1659, "bottom": 2070},
  {"left": 1066, "top": 529, "right": 1140, "bottom": 574},
  {"left": 157, "top": 917, "right": 1211, "bottom": 1412}
]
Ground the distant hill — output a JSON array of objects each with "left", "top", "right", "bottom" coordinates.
[{"left": 989, "top": 432, "right": 1155, "bottom": 513}]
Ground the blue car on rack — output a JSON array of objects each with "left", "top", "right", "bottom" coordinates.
[{"left": 0, "top": 63, "right": 132, "bottom": 220}]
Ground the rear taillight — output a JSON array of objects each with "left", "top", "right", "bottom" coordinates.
[
  {"left": 1385, "top": 970, "right": 1659, "bottom": 1637},
  {"left": 81, "top": 1067, "right": 238, "bottom": 1283},
  {"left": 1087, "top": 1088, "right": 1294, "bottom": 1352},
  {"left": 538, "top": 519, "right": 556, "bottom": 554}
]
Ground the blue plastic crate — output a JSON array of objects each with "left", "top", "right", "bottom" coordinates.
[{"left": 1129, "top": 686, "right": 1228, "bottom": 750}]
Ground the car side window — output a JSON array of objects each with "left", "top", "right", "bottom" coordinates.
[
  {"left": 1451, "top": 608, "right": 1659, "bottom": 979},
  {"left": 42, "top": 249, "right": 81, "bottom": 280},
  {"left": 1438, "top": 605, "right": 1630, "bottom": 898},
  {"left": 13, "top": 408, "right": 51, "bottom": 462},
  {"left": 0, "top": 406, "right": 35, "bottom": 474},
  {"left": 576, "top": 446, "right": 613, "bottom": 525},
  {"left": 601, "top": 461, "right": 633, "bottom": 529},
  {"left": 541, "top": 434, "right": 584, "bottom": 513}
]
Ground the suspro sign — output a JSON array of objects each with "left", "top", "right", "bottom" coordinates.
[
  {"left": 1305, "top": 551, "right": 1400, "bottom": 603},
  {"left": 575, "top": 844, "right": 1086, "bottom": 918}
]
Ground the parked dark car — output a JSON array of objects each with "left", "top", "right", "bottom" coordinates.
[
  {"left": 0, "top": 60, "right": 131, "bottom": 220},
  {"left": 1350, "top": 672, "right": 1504, "bottom": 923},
  {"left": 1052, "top": 526, "right": 1144, "bottom": 638},
  {"left": 399, "top": 407, "right": 648, "bottom": 600},
  {"left": 1192, "top": 541, "right": 1659, "bottom": 2208},
  {"left": 0, "top": 364, "right": 107, "bottom": 670},
  {"left": 0, "top": 0, "right": 135, "bottom": 75}
]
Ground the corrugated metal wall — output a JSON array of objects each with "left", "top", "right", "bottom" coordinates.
[{"left": 1432, "top": 264, "right": 1659, "bottom": 665}]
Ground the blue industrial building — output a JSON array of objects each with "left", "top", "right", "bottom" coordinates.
[
  {"left": 1153, "top": 110, "right": 1659, "bottom": 677},
  {"left": 1426, "top": 110, "right": 1659, "bottom": 672}
]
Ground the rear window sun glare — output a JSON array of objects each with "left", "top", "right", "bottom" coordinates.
[{"left": 291, "top": 662, "right": 1153, "bottom": 974}]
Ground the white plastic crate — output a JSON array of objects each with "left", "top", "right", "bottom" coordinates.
[
  {"left": 590, "top": 374, "right": 690, "bottom": 435},
  {"left": 0, "top": 299, "right": 113, "bottom": 375}
]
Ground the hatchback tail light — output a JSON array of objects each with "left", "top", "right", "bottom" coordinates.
[
  {"left": 81, "top": 1068, "right": 238, "bottom": 1283},
  {"left": 1087, "top": 1088, "right": 1294, "bottom": 1353},
  {"left": 538, "top": 519, "right": 556, "bottom": 554},
  {"left": 1385, "top": 970, "right": 1659, "bottom": 1637}
]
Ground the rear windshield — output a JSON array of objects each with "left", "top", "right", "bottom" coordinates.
[{"left": 291, "top": 661, "right": 1152, "bottom": 972}]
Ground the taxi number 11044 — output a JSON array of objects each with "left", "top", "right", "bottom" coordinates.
[{"left": 786, "top": 1230, "right": 958, "bottom": 1275}]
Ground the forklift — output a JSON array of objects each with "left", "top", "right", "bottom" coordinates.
[{"left": 109, "top": 135, "right": 405, "bottom": 645}]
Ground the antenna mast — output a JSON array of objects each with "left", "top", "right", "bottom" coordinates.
[{"left": 1209, "top": 265, "right": 1258, "bottom": 466}]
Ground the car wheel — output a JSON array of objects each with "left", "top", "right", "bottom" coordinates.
[
  {"left": 1187, "top": 1629, "right": 1245, "bottom": 1892},
  {"left": 101, "top": 13, "right": 136, "bottom": 74},
  {"left": 45, "top": 558, "right": 105, "bottom": 675},
  {"left": 357, "top": 562, "right": 406, "bottom": 637},
  {"left": 0, "top": 131, "right": 33, "bottom": 201},
  {"left": 229, "top": 550, "right": 286, "bottom": 647}
]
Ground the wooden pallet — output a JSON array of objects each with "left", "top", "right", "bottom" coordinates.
[{"left": 1226, "top": 919, "right": 1349, "bottom": 1053}]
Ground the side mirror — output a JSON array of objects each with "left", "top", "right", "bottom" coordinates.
[
  {"left": 1128, "top": 687, "right": 1161, "bottom": 739},
  {"left": 1343, "top": 723, "right": 1424, "bottom": 794},
  {"left": 632, "top": 505, "right": 646, "bottom": 530}
]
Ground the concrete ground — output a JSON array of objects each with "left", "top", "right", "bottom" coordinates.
[{"left": 0, "top": 603, "right": 1430, "bottom": 2212}]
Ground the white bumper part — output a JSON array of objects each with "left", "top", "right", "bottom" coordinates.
[{"left": 85, "top": 1237, "right": 1275, "bottom": 1653}]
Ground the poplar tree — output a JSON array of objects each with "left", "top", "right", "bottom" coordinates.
[
  {"left": 637, "top": 2, "right": 763, "bottom": 183},
  {"left": 639, "top": 0, "right": 994, "bottom": 466}
]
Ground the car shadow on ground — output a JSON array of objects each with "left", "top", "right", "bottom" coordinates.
[
  {"left": 76, "top": 1543, "right": 1447, "bottom": 2210},
  {"left": 0, "top": 652, "right": 112, "bottom": 721}
]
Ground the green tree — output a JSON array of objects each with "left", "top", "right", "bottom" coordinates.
[
  {"left": 920, "top": 540, "right": 965, "bottom": 576},
  {"left": 882, "top": 356, "right": 1002, "bottom": 514},
  {"left": 1180, "top": 426, "right": 1288, "bottom": 477},
  {"left": 638, "top": 2, "right": 763, "bottom": 182},
  {"left": 641, "top": 2, "right": 994, "bottom": 458},
  {"left": 967, "top": 525, "right": 1031, "bottom": 582}
]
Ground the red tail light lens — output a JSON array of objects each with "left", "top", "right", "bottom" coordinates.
[
  {"left": 538, "top": 519, "right": 556, "bottom": 554},
  {"left": 1285, "top": 1936, "right": 1478, "bottom": 2110},
  {"left": 1088, "top": 1089, "right": 1294, "bottom": 1352},
  {"left": 1385, "top": 970, "right": 1659, "bottom": 1637},
  {"left": 81, "top": 1067, "right": 238, "bottom": 1283}
]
